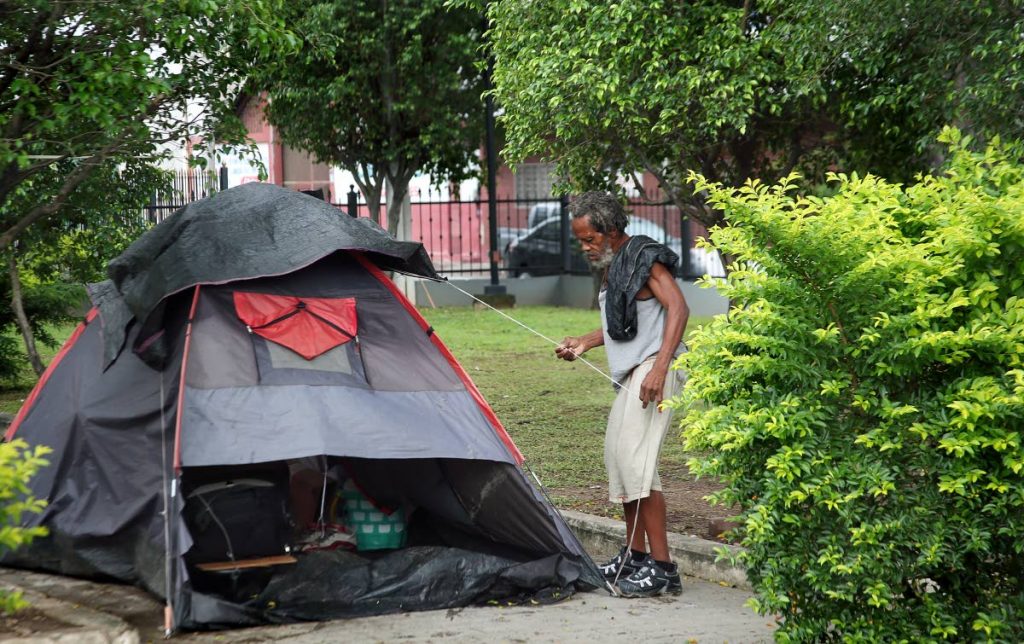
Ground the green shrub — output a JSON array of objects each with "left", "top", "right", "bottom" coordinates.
[
  {"left": 0, "top": 439, "right": 50, "bottom": 614},
  {"left": 678, "top": 129, "right": 1024, "bottom": 641}
]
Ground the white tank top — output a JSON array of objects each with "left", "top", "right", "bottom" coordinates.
[{"left": 599, "top": 290, "right": 684, "bottom": 386}]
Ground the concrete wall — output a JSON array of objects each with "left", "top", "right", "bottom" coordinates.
[{"left": 415, "top": 274, "right": 729, "bottom": 319}]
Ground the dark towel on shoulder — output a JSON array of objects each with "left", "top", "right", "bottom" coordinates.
[{"left": 605, "top": 236, "right": 678, "bottom": 340}]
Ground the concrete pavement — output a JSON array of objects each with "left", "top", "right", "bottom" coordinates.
[
  {"left": 174, "top": 577, "right": 775, "bottom": 643},
  {"left": 0, "top": 568, "right": 773, "bottom": 643},
  {"left": 0, "top": 511, "right": 774, "bottom": 643}
]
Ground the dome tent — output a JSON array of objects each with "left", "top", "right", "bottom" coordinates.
[{"left": 3, "top": 183, "right": 602, "bottom": 631}]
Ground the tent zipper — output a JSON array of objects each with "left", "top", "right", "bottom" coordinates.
[
  {"left": 247, "top": 307, "right": 303, "bottom": 331},
  {"left": 302, "top": 309, "right": 368, "bottom": 382},
  {"left": 303, "top": 308, "right": 357, "bottom": 342}
]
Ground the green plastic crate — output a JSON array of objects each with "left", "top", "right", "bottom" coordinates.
[{"left": 340, "top": 484, "right": 406, "bottom": 551}]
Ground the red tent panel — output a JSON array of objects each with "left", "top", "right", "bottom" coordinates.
[{"left": 233, "top": 292, "right": 357, "bottom": 360}]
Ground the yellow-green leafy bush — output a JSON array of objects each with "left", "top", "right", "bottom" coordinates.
[
  {"left": 0, "top": 439, "right": 49, "bottom": 613},
  {"left": 679, "top": 129, "right": 1024, "bottom": 641}
]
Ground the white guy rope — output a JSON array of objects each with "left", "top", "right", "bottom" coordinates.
[{"left": 440, "top": 280, "right": 624, "bottom": 389}]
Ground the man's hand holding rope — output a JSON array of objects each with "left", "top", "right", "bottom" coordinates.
[{"left": 555, "top": 329, "right": 603, "bottom": 362}]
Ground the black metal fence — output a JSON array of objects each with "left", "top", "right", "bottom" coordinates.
[
  {"left": 336, "top": 187, "right": 722, "bottom": 279},
  {"left": 144, "top": 168, "right": 226, "bottom": 224}
]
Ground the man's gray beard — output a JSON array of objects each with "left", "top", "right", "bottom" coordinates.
[{"left": 588, "top": 246, "right": 615, "bottom": 269}]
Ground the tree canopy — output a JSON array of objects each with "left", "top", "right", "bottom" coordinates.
[
  {"left": 0, "top": 160, "right": 165, "bottom": 377},
  {"left": 254, "top": 0, "right": 486, "bottom": 236},
  {"left": 479, "top": 0, "right": 1024, "bottom": 227},
  {"left": 766, "top": 0, "right": 1024, "bottom": 178},
  {"left": 0, "top": 0, "right": 293, "bottom": 252}
]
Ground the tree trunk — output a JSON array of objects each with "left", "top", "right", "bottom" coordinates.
[
  {"left": 385, "top": 181, "right": 408, "bottom": 238},
  {"left": 9, "top": 253, "right": 45, "bottom": 376},
  {"left": 350, "top": 165, "right": 384, "bottom": 226},
  {"left": 384, "top": 164, "right": 417, "bottom": 239},
  {"left": 378, "top": 0, "right": 402, "bottom": 237}
]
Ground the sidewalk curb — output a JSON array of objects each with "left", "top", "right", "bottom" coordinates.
[
  {"left": 561, "top": 509, "right": 749, "bottom": 589},
  {"left": 0, "top": 578, "right": 139, "bottom": 644}
]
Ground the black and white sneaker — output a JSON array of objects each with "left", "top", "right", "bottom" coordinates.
[
  {"left": 616, "top": 557, "right": 683, "bottom": 597},
  {"left": 598, "top": 546, "right": 641, "bottom": 582}
]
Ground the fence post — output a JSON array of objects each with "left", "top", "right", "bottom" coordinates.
[
  {"left": 219, "top": 165, "right": 228, "bottom": 191},
  {"left": 347, "top": 185, "right": 359, "bottom": 217},
  {"left": 483, "top": 54, "right": 506, "bottom": 296},
  {"left": 679, "top": 208, "right": 692, "bottom": 279},
  {"left": 560, "top": 193, "right": 571, "bottom": 272}
]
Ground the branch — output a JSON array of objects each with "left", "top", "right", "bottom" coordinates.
[
  {"left": 0, "top": 141, "right": 119, "bottom": 251},
  {"left": 351, "top": 163, "right": 384, "bottom": 220},
  {"left": 783, "top": 125, "right": 803, "bottom": 177},
  {"left": 629, "top": 170, "right": 651, "bottom": 202},
  {"left": 631, "top": 146, "right": 719, "bottom": 228},
  {"left": 8, "top": 252, "right": 44, "bottom": 376},
  {"left": 0, "top": 83, "right": 179, "bottom": 209},
  {"left": 728, "top": 136, "right": 756, "bottom": 185},
  {"left": 740, "top": 0, "right": 752, "bottom": 35}
]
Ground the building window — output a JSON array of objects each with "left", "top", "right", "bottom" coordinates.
[{"left": 514, "top": 163, "right": 556, "bottom": 199}]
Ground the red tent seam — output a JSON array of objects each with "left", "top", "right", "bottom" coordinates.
[{"left": 173, "top": 286, "right": 202, "bottom": 471}]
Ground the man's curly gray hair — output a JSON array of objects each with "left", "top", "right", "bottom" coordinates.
[{"left": 568, "top": 191, "right": 628, "bottom": 234}]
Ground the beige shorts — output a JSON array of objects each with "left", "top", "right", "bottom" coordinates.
[{"left": 605, "top": 357, "right": 685, "bottom": 503}]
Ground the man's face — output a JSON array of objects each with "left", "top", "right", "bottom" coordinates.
[{"left": 571, "top": 216, "right": 615, "bottom": 269}]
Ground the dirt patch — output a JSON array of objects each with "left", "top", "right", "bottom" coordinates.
[
  {"left": 0, "top": 605, "right": 75, "bottom": 638},
  {"left": 551, "top": 461, "right": 739, "bottom": 543}
]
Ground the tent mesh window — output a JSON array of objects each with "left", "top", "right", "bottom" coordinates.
[
  {"left": 265, "top": 340, "right": 356, "bottom": 374},
  {"left": 248, "top": 335, "right": 368, "bottom": 386}
]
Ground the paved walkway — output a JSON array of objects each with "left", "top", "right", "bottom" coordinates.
[{"left": 1, "top": 567, "right": 775, "bottom": 643}]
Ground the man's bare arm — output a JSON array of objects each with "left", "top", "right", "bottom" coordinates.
[
  {"left": 638, "top": 262, "right": 689, "bottom": 408},
  {"left": 555, "top": 328, "right": 604, "bottom": 361}
]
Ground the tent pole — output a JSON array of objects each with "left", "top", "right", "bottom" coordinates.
[
  {"left": 317, "top": 456, "right": 329, "bottom": 538},
  {"left": 163, "top": 284, "right": 200, "bottom": 634},
  {"left": 172, "top": 285, "right": 203, "bottom": 472},
  {"left": 159, "top": 370, "right": 174, "bottom": 635}
]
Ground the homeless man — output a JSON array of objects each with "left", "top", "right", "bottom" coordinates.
[{"left": 554, "top": 191, "right": 688, "bottom": 598}]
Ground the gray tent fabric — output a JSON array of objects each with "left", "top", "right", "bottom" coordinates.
[
  {"left": 179, "top": 387, "right": 513, "bottom": 465},
  {"left": 96, "top": 182, "right": 438, "bottom": 366},
  {"left": 176, "top": 265, "right": 511, "bottom": 466},
  {"left": 4, "top": 186, "right": 604, "bottom": 631},
  {"left": 3, "top": 317, "right": 182, "bottom": 597},
  {"left": 86, "top": 279, "right": 135, "bottom": 366}
]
